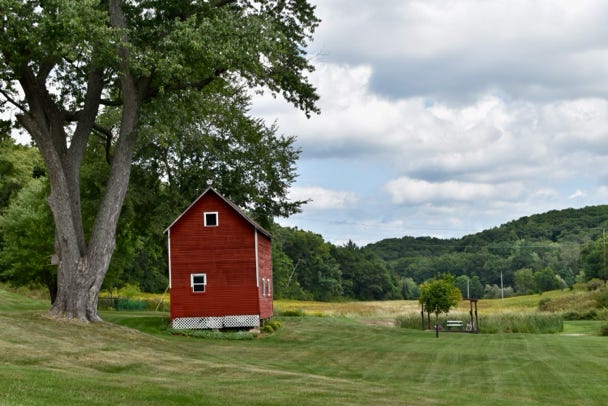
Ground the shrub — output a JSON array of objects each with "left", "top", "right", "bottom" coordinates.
[
  {"left": 480, "top": 312, "right": 563, "bottom": 334},
  {"left": 115, "top": 298, "right": 147, "bottom": 311},
  {"left": 586, "top": 279, "right": 604, "bottom": 291},
  {"left": 563, "top": 309, "right": 598, "bottom": 320},
  {"left": 96, "top": 285, "right": 172, "bottom": 311},
  {"left": 594, "top": 288, "right": 608, "bottom": 308},
  {"left": 600, "top": 324, "right": 608, "bottom": 336},
  {"left": 563, "top": 308, "right": 608, "bottom": 321},
  {"left": 116, "top": 283, "right": 142, "bottom": 298},
  {"left": 97, "top": 296, "right": 169, "bottom": 311},
  {"left": 261, "top": 319, "right": 282, "bottom": 334},
  {"left": 396, "top": 313, "right": 425, "bottom": 330}
]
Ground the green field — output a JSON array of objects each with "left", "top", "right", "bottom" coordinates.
[{"left": 1, "top": 289, "right": 607, "bottom": 405}]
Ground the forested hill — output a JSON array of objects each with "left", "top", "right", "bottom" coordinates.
[
  {"left": 366, "top": 205, "right": 608, "bottom": 260},
  {"left": 460, "top": 205, "right": 608, "bottom": 248},
  {"left": 361, "top": 205, "right": 608, "bottom": 297}
]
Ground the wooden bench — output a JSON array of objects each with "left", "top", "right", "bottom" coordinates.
[{"left": 446, "top": 320, "right": 463, "bottom": 330}]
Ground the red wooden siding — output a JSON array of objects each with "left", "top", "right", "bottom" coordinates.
[
  {"left": 168, "top": 189, "right": 272, "bottom": 323},
  {"left": 257, "top": 234, "right": 273, "bottom": 319}
]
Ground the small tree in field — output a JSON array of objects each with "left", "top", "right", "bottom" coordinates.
[{"left": 419, "top": 274, "right": 462, "bottom": 336}]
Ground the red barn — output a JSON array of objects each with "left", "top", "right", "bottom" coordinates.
[{"left": 165, "top": 187, "right": 273, "bottom": 329}]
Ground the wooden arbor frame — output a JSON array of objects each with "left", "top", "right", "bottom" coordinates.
[{"left": 467, "top": 299, "right": 479, "bottom": 333}]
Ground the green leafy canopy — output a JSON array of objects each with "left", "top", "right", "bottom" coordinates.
[{"left": 419, "top": 274, "right": 462, "bottom": 315}]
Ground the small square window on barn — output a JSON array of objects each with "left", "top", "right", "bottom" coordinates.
[
  {"left": 191, "top": 273, "right": 207, "bottom": 293},
  {"left": 203, "top": 212, "right": 218, "bottom": 227}
]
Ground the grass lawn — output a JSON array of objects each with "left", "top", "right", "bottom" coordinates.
[{"left": 1, "top": 289, "right": 607, "bottom": 405}]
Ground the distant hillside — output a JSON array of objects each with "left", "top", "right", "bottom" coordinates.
[
  {"left": 364, "top": 205, "right": 608, "bottom": 287},
  {"left": 271, "top": 206, "right": 608, "bottom": 301},
  {"left": 459, "top": 205, "right": 608, "bottom": 248},
  {"left": 366, "top": 205, "right": 608, "bottom": 257}
]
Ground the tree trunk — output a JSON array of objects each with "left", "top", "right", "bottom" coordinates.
[
  {"left": 44, "top": 96, "right": 138, "bottom": 322},
  {"left": 44, "top": 271, "right": 57, "bottom": 304},
  {"left": 435, "top": 312, "right": 439, "bottom": 338},
  {"left": 11, "top": 1, "right": 145, "bottom": 323},
  {"left": 16, "top": 65, "right": 114, "bottom": 321},
  {"left": 49, "top": 253, "right": 114, "bottom": 322},
  {"left": 44, "top": 125, "right": 136, "bottom": 322}
]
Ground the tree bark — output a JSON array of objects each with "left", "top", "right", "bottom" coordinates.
[
  {"left": 17, "top": 67, "right": 107, "bottom": 321},
  {"left": 12, "top": 0, "right": 144, "bottom": 323},
  {"left": 47, "top": 0, "right": 144, "bottom": 322}
]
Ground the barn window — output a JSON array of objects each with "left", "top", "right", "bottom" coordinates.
[
  {"left": 261, "top": 277, "right": 272, "bottom": 297},
  {"left": 191, "top": 273, "right": 207, "bottom": 293},
  {"left": 204, "top": 212, "right": 218, "bottom": 227}
]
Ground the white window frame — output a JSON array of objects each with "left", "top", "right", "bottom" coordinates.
[
  {"left": 203, "top": 211, "right": 218, "bottom": 227},
  {"left": 191, "top": 273, "right": 207, "bottom": 293}
]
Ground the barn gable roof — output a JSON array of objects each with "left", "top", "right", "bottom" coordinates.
[{"left": 163, "top": 187, "right": 272, "bottom": 239}]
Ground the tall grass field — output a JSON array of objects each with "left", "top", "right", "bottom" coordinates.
[{"left": 1, "top": 288, "right": 608, "bottom": 405}]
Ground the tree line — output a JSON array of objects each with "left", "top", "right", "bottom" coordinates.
[
  {"left": 3, "top": 135, "right": 608, "bottom": 303},
  {"left": 271, "top": 204, "right": 608, "bottom": 301}
]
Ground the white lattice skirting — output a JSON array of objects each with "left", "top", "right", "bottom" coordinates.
[{"left": 171, "top": 315, "right": 260, "bottom": 329}]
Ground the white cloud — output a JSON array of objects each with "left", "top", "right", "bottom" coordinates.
[
  {"left": 259, "top": 63, "right": 608, "bottom": 183},
  {"left": 569, "top": 190, "right": 587, "bottom": 199},
  {"left": 385, "top": 177, "right": 525, "bottom": 205},
  {"left": 311, "top": 0, "right": 608, "bottom": 101},
  {"left": 252, "top": 1, "right": 608, "bottom": 243}
]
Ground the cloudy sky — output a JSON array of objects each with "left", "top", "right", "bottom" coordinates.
[{"left": 252, "top": 0, "right": 608, "bottom": 245}]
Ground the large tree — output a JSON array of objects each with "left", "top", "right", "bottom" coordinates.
[
  {"left": 0, "top": 0, "right": 319, "bottom": 321},
  {"left": 133, "top": 84, "right": 306, "bottom": 229}
]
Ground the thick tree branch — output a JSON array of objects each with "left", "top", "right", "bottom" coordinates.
[
  {"left": 92, "top": 122, "right": 113, "bottom": 139},
  {"left": 18, "top": 64, "right": 69, "bottom": 156},
  {"left": 92, "top": 123, "right": 114, "bottom": 164},
  {"left": 37, "top": 58, "right": 58, "bottom": 83},
  {"left": 71, "top": 67, "right": 105, "bottom": 156},
  {"left": 0, "top": 88, "right": 27, "bottom": 113},
  {"left": 100, "top": 98, "right": 123, "bottom": 107},
  {"left": 144, "top": 69, "right": 227, "bottom": 101}
]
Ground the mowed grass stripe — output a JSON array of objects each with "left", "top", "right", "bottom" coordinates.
[
  {"left": 0, "top": 310, "right": 405, "bottom": 404},
  {"left": 2, "top": 289, "right": 608, "bottom": 405}
]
